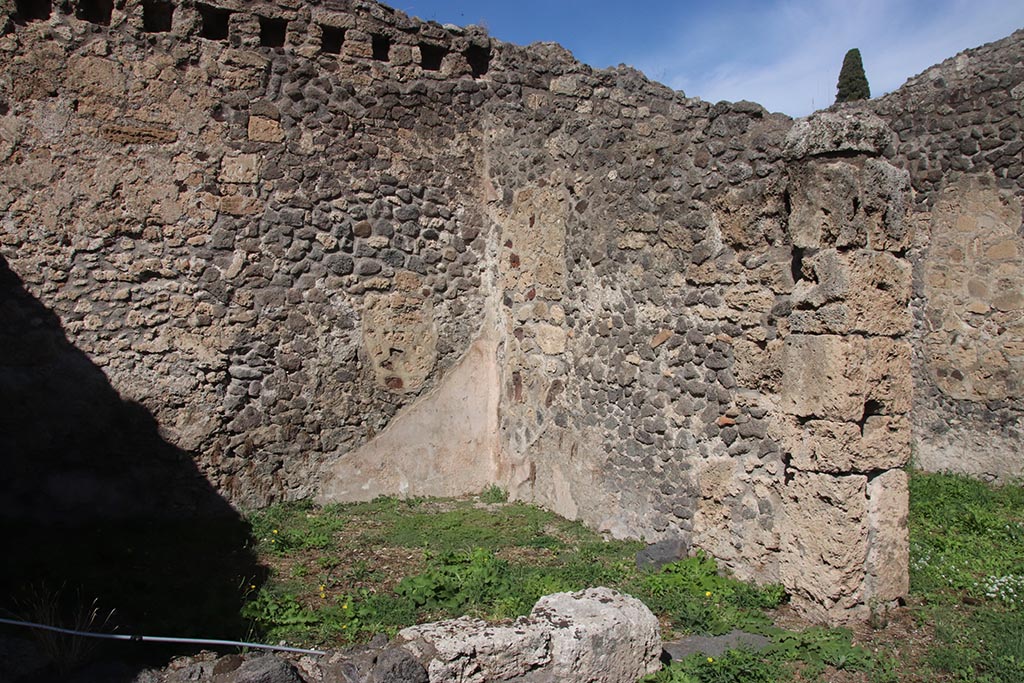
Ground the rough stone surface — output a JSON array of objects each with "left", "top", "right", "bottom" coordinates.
[
  {"left": 6, "top": 0, "right": 1022, "bottom": 625},
  {"left": 227, "top": 655, "right": 303, "bottom": 683},
  {"left": 784, "top": 110, "right": 892, "bottom": 159},
  {"left": 396, "top": 588, "right": 661, "bottom": 683},
  {"left": 398, "top": 616, "right": 552, "bottom": 683},
  {"left": 865, "top": 469, "right": 911, "bottom": 604},
  {"left": 531, "top": 587, "right": 663, "bottom": 683},
  {"left": 780, "top": 472, "right": 870, "bottom": 622},
  {"left": 319, "top": 337, "right": 500, "bottom": 502}
]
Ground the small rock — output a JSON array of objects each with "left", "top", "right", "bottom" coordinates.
[
  {"left": 662, "top": 629, "right": 772, "bottom": 662},
  {"left": 370, "top": 647, "right": 428, "bottom": 683},
  {"left": 228, "top": 655, "right": 303, "bottom": 683},
  {"left": 636, "top": 538, "right": 690, "bottom": 571}
]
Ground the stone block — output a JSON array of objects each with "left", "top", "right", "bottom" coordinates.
[
  {"left": 362, "top": 292, "right": 438, "bottom": 393},
  {"left": 863, "top": 158, "right": 912, "bottom": 252},
  {"left": 220, "top": 154, "right": 260, "bottom": 184},
  {"left": 790, "top": 249, "right": 911, "bottom": 335},
  {"left": 398, "top": 616, "right": 551, "bottom": 682},
  {"left": 390, "top": 44, "right": 416, "bottom": 66},
  {"left": 394, "top": 588, "right": 660, "bottom": 683},
  {"left": 864, "top": 337, "right": 912, "bottom": 415},
  {"left": 865, "top": 469, "right": 910, "bottom": 604},
  {"left": 636, "top": 538, "right": 690, "bottom": 571},
  {"left": 780, "top": 471, "right": 869, "bottom": 622},
  {"left": 788, "top": 156, "right": 911, "bottom": 254},
  {"left": 534, "top": 323, "right": 567, "bottom": 355},
  {"left": 343, "top": 29, "right": 374, "bottom": 60},
  {"left": 219, "top": 195, "right": 261, "bottom": 216},
  {"left": 783, "top": 110, "right": 892, "bottom": 159},
  {"left": 788, "top": 160, "right": 867, "bottom": 249},
  {"left": 780, "top": 335, "right": 911, "bottom": 421},
  {"left": 781, "top": 416, "right": 910, "bottom": 473},
  {"left": 549, "top": 74, "right": 593, "bottom": 98},
  {"left": 780, "top": 335, "right": 867, "bottom": 421},
  {"left": 248, "top": 116, "right": 284, "bottom": 143},
  {"left": 530, "top": 588, "right": 662, "bottom": 683}
]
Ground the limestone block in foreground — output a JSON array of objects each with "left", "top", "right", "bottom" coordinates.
[
  {"left": 530, "top": 587, "right": 663, "bottom": 683},
  {"left": 789, "top": 249, "right": 912, "bottom": 336},
  {"left": 397, "top": 616, "right": 551, "bottom": 682},
  {"left": 395, "top": 588, "right": 661, "bottom": 683},
  {"left": 787, "top": 158, "right": 911, "bottom": 252},
  {"left": 776, "top": 415, "right": 911, "bottom": 474}
]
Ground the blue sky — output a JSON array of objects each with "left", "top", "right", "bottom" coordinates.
[{"left": 388, "top": 0, "right": 1024, "bottom": 117}]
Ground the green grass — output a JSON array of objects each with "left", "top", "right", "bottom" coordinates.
[
  {"left": 908, "top": 471, "right": 1024, "bottom": 682},
  {"left": 240, "top": 472, "right": 1024, "bottom": 682},
  {"left": 241, "top": 491, "right": 892, "bottom": 683}
]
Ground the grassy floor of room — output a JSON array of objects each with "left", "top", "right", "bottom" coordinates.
[{"left": 4, "top": 471, "right": 1023, "bottom": 682}]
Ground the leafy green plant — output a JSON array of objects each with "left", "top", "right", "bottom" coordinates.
[
  {"left": 647, "top": 627, "right": 881, "bottom": 683},
  {"left": 241, "top": 590, "right": 320, "bottom": 631},
  {"left": 908, "top": 471, "right": 1024, "bottom": 682},
  {"left": 396, "top": 548, "right": 513, "bottom": 612},
  {"left": 626, "top": 553, "right": 784, "bottom": 636},
  {"left": 249, "top": 500, "right": 346, "bottom": 556},
  {"left": 763, "top": 627, "right": 873, "bottom": 677},
  {"left": 479, "top": 485, "right": 509, "bottom": 504}
]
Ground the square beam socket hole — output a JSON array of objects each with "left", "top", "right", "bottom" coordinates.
[
  {"left": 259, "top": 16, "right": 287, "bottom": 48},
  {"left": 142, "top": 0, "right": 173, "bottom": 33},
  {"left": 14, "top": 0, "right": 52, "bottom": 22},
  {"left": 320, "top": 25, "right": 345, "bottom": 54},
  {"left": 76, "top": 0, "right": 112, "bottom": 25},
  {"left": 197, "top": 3, "right": 230, "bottom": 41}
]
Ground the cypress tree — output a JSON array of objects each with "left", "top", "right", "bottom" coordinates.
[{"left": 835, "top": 48, "right": 871, "bottom": 103}]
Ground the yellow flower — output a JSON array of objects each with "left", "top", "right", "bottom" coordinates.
[
  {"left": 707, "top": 657, "right": 714, "bottom": 663},
  {"left": 342, "top": 603, "right": 348, "bottom": 610},
  {"left": 272, "top": 529, "right": 278, "bottom": 534},
  {"left": 705, "top": 591, "right": 712, "bottom": 597},
  {"left": 250, "top": 584, "right": 256, "bottom": 590},
  {"left": 319, "top": 593, "right": 326, "bottom": 599},
  {"left": 342, "top": 624, "right": 347, "bottom": 629},
  {"left": 319, "top": 585, "right": 326, "bottom": 591}
]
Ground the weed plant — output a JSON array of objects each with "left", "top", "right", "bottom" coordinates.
[{"left": 8, "top": 584, "right": 116, "bottom": 675}]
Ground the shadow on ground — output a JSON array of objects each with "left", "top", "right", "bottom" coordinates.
[{"left": 0, "top": 255, "right": 266, "bottom": 682}]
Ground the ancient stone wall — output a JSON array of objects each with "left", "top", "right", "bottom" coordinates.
[
  {"left": 1, "top": 0, "right": 497, "bottom": 511},
  {"left": 0, "top": 0, "right": 926, "bottom": 622},
  {"left": 871, "top": 30, "right": 1024, "bottom": 482}
]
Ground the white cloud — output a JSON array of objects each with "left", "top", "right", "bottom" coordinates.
[{"left": 631, "top": 0, "right": 1024, "bottom": 117}]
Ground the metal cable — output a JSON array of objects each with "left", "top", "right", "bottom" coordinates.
[{"left": 0, "top": 617, "right": 326, "bottom": 656}]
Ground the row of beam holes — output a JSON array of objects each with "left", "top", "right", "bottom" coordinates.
[
  {"left": 14, "top": 0, "right": 172, "bottom": 30},
  {"left": 369, "top": 33, "right": 490, "bottom": 75},
  {"left": 317, "top": 28, "right": 446, "bottom": 72},
  {"left": 195, "top": 4, "right": 285, "bottom": 48},
  {"left": 12, "top": 0, "right": 490, "bottom": 75},
  {"left": 14, "top": 0, "right": 111, "bottom": 25}
]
